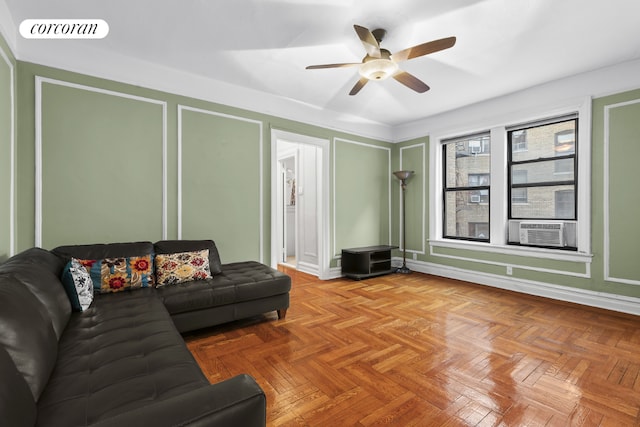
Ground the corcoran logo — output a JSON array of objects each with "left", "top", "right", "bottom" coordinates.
[{"left": 19, "top": 19, "right": 109, "bottom": 39}]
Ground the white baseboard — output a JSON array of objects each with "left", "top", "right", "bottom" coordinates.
[
  {"left": 321, "top": 258, "right": 640, "bottom": 316},
  {"left": 397, "top": 257, "right": 640, "bottom": 316},
  {"left": 326, "top": 266, "right": 343, "bottom": 280},
  {"left": 297, "top": 261, "right": 320, "bottom": 277}
]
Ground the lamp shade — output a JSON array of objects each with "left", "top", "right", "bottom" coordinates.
[
  {"left": 359, "top": 59, "right": 398, "bottom": 80},
  {"left": 393, "top": 170, "right": 414, "bottom": 181}
]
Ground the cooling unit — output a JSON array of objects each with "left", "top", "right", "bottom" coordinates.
[{"left": 519, "top": 221, "right": 564, "bottom": 247}]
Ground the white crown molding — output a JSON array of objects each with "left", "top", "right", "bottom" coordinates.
[
  {"left": 17, "top": 40, "right": 394, "bottom": 142},
  {"left": 0, "top": 0, "right": 16, "bottom": 53},
  {"left": 393, "top": 58, "right": 640, "bottom": 142}
]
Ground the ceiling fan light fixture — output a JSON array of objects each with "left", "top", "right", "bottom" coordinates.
[
  {"left": 305, "top": 25, "right": 456, "bottom": 95},
  {"left": 358, "top": 59, "right": 398, "bottom": 81}
]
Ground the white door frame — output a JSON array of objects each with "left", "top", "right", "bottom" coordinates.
[{"left": 270, "top": 129, "right": 330, "bottom": 279}]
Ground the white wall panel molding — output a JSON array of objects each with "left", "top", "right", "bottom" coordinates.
[
  {"left": 0, "top": 43, "right": 14, "bottom": 256},
  {"left": 332, "top": 138, "right": 391, "bottom": 258},
  {"left": 603, "top": 97, "right": 640, "bottom": 286},
  {"left": 35, "top": 76, "right": 167, "bottom": 246},
  {"left": 178, "top": 104, "right": 264, "bottom": 263},
  {"left": 428, "top": 245, "right": 591, "bottom": 279},
  {"left": 399, "top": 142, "right": 426, "bottom": 255}
]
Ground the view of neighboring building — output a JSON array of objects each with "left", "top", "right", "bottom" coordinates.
[{"left": 444, "top": 119, "right": 577, "bottom": 244}]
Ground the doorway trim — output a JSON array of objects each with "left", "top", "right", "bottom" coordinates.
[{"left": 271, "top": 129, "right": 330, "bottom": 279}]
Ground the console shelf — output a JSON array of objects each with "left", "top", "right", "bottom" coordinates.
[{"left": 341, "top": 245, "right": 398, "bottom": 280}]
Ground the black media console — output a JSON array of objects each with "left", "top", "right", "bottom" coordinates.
[{"left": 341, "top": 245, "right": 398, "bottom": 280}]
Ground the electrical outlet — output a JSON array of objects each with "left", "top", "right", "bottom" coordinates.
[
  {"left": 506, "top": 265, "right": 513, "bottom": 275},
  {"left": 413, "top": 253, "right": 417, "bottom": 260},
  {"left": 337, "top": 259, "right": 341, "bottom": 267}
]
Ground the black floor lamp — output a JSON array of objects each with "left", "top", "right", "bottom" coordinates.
[{"left": 393, "top": 170, "right": 414, "bottom": 274}]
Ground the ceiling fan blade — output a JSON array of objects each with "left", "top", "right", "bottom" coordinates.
[
  {"left": 393, "top": 70, "right": 430, "bottom": 93},
  {"left": 306, "top": 62, "right": 361, "bottom": 70},
  {"left": 354, "top": 25, "right": 381, "bottom": 58},
  {"left": 349, "top": 77, "right": 368, "bottom": 96},
  {"left": 392, "top": 36, "right": 457, "bottom": 62}
]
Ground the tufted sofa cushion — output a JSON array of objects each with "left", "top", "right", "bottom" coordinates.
[
  {"left": 156, "top": 261, "right": 291, "bottom": 315},
  {"left": 0, "top": 246, "right": 67, "bottom": 277},
  {"left": 0, "top": 276, "right": 58, "bottom": 401},
  {"left": 0, "top": 345, "right": 36, "bottom": 427},
  {"left": 36, "top": 288, "right": 210, "bottom": 426},
  {"left": 0, "top": 247, "right": 70, "bottom": 339},
  {"left": 53, "top": 241, "right": 154, "bottom": 261}
]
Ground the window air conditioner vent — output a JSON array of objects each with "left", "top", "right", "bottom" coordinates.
[
  {"left": 519, "top": 221, "right": 564, "bottom": 247},
  {"left": 469, "top": 141, "right": 481, "bottom": 154},
  {"left": 470, "top": 194, "right": 481, "bottom": 203}
]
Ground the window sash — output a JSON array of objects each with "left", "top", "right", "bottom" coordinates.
[
  {"left": 507, "top": 118, "right": 578, "bottom": 223},
  {"left": 443, "top": 133, "right": 491, "bottom": 242}
]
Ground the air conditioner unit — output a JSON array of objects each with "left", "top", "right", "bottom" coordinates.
[
  {"left": 469, "top": 141, "right": 481, "bottom": 154},
  {"left": 470, "top": 194, "right": 481, "bottom": 203},
  {"left": 519, "top": 221, "right": 564, "bottom": 247}
]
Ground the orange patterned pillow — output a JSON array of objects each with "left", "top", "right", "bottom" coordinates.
[
  {"left": 155, "top": 249, "right": 212, "bottom": 287},
  {"left": 78, "top": 255, "right": 154, "bottom": 293}
]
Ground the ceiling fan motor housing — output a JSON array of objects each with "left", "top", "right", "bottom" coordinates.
[{"left": 371, "top": 28, "right": 386, "bottom": 43}]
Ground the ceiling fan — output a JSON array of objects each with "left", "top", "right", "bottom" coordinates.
[{"left": 306, "top": 25, "right": 456, "bottom": 96}]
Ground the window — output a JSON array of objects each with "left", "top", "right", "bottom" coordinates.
[
  {"left": 508, "top": 117, "right": 577, "bottom": 222},
  {"left": 468, "top": 222, "right": 489, "bottom": 239},
  {"left": 443, "top": 133, "right": 491, "bottom": 241},
  {"left": 433, "top": 105, "right": 590, "bottom": 257},
  {"left": 467, "top": 135, "right": 490, "bottom": 155},
  {"left": 555, "top": 189, "right": 575, "bottom": 219},
  {"left": 511, "top": 170, "right": 528, "bottom": 204},
  {"left": 512, "top": 130, "right": 528, "bottom": 152},
  {"left": 554, "top": 129, "right": 575, "bottom": 174},
  {"left": 469, "top": 173, "right": 490, "bottom": 203}
]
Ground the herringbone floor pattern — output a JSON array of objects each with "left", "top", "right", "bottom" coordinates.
[{"left": 184, "top": 269, "right": 640, "bottom": 426}]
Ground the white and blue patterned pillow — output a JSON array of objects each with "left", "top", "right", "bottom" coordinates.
[{"left": 61, "top": 258, "right": 94, "bottom": 311}]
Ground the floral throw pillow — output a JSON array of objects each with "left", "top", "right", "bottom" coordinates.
[
  {"left": 155, "top": 249, "right": 212, "bottom": 287},
  {"left": 61, "top": 258, "right": 94, "bottom": 311},
  {"left": 78, "top": 255, "right": 154, "bottom": 293}
]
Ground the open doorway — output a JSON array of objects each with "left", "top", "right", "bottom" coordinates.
[
  {"left": 271, "top": 130, "right": 329, "bottom": 279},
  {"left": 279, "top": 152, "right": 297, "bottom": 267}
]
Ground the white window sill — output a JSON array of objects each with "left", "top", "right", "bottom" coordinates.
[{"left": 429, "top": 239, "right": 593, "bottom": 263}]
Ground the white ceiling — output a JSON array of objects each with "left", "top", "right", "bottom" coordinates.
[{"left": 4, "top": 0, "right": 640, "bottom": 133}]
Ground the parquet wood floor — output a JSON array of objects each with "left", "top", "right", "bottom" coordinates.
[{"left": 184, "top": 270, "right": 640, "bottom": 426}]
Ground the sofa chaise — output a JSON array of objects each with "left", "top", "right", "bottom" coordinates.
[{"left": 0, "top": 239, "right": 291, "bottom": 427}]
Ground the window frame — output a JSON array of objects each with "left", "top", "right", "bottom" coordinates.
[
  {"left": 429, "top": 98, "right": 592, "bottom": 261},
  {"left": 442, "top": 132, "right": 492, "bottom": 243},
  {"left": 507, "top": 116, "right": 578, "bottom": 222}
]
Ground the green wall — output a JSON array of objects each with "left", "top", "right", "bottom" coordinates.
[
  {"left": 0, "top": 34, "right": 15, "bottom": 262},
  {"left": 3, "top": 27, "right": 639, "bottom": 301},
  {"left": 334, "top": 138, "right": 391, "bottom": 256},
  {"left": 393, "top": 88, "right": 640, "bottom": 300},
  {"left": 604, "top": 98, "right": 640, "bottom": 283},
  {"left": 14, "top": 60, "right": 392, "bottom": 267},
  {"left": 39, "top": 80, "right": 165, "bottom": 247},
  {"left": 179, "top": 107, "right": 261, "bottom": 263}
]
